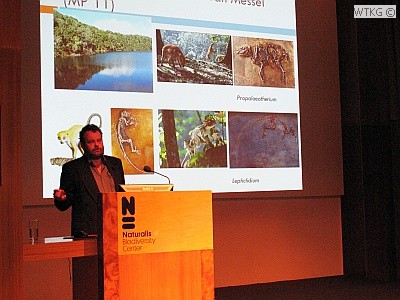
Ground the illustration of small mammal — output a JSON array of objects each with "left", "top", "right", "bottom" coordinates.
[
  {"left": 181, "top": 116, "right": 224, "bottom": 168},
  {"left": 206, "top": 42, "right": 216, "bottom": 61},
  {"left": 57, "top": 113, "right": 102, "bottom": 159},
  {"left": 161, "top": 44, "right": 186, "bottom": 68}
]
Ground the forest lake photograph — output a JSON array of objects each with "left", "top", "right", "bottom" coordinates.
[{"left": 53, "top": 8, "right": 153, "bottom": 93}]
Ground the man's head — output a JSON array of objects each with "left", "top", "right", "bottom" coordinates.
[{"left": 79, "top": 124, "right": 104, "bottom": 160}]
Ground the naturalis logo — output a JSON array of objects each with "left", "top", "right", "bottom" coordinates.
[
  {"left": 121, "top": 196, "right": 153, "bottom": 236},
  {"left": 120, "top": 196, "right": 154, "bottom": 253},
  {"left": 121, "top": 196, "right": 135, "bottom": 229}
]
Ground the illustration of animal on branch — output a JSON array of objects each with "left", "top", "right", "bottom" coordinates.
[
  {"left": 56, "top": 112, "right": 102, "bottom": 160},
  {"left": 206, "top": 42, "right": 216, "bottom": 61},
  {"left": 181, "top": 114, "right": 225, "bottom": 168}
]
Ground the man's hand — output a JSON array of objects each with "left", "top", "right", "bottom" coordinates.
[{"left": 53, "top": 189, "right": 66, "bottom": 201}]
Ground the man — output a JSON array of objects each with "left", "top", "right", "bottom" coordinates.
[{"left": 53, "top": 124, "right": 125, "bottom": 235}]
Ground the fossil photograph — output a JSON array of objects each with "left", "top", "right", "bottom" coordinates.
[
  {"left": 156, "top": 29, "right": 233, "bottom": 85},
  {"left": 233, "top": 36, "right": 295, "bottom": 88},
  {"left": 111, "top": 108, "right": 154, "bottom": 175},
  {"left": 229, "top": 112, "right": 299, "bottom": 168}
]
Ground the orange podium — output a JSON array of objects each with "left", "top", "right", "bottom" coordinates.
[{"left": 98, "top": 190, "right": 214, "bottom": 300}]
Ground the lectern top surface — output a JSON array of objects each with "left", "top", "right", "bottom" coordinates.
[{"left": 120, "top": 184, "right": 174, "bottom": 192}]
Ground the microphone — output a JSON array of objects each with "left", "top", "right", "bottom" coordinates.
[{"left": 143, "top": 166, "right": 171, "bottom": 184}]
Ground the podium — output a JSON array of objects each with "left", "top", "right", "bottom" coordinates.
[{"left": 96, "top": 190, "right": 214, "bottom": 299}]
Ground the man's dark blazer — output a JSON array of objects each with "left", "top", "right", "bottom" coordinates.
[{"left": 54, "top": 155, "right": 125, "bottom": 235}]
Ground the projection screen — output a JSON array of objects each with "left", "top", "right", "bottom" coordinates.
[{"left": 40, "top": 0, "right": 301, "bottom": 197}]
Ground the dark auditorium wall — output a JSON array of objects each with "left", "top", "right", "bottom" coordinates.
[
  {"left": 0, "top": 0, "right": 23, "bottom": 299},
  {"left": 337, "top": 0, "right": 400, "bottom": 281}
]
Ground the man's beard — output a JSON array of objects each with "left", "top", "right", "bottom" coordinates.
[{"left": 85, "top": 148, "right": 104, "bottom": 160}]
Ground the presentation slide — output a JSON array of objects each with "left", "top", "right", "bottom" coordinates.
[{"left": 40, "top": 0, "right": 301, "bottom": 197}]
